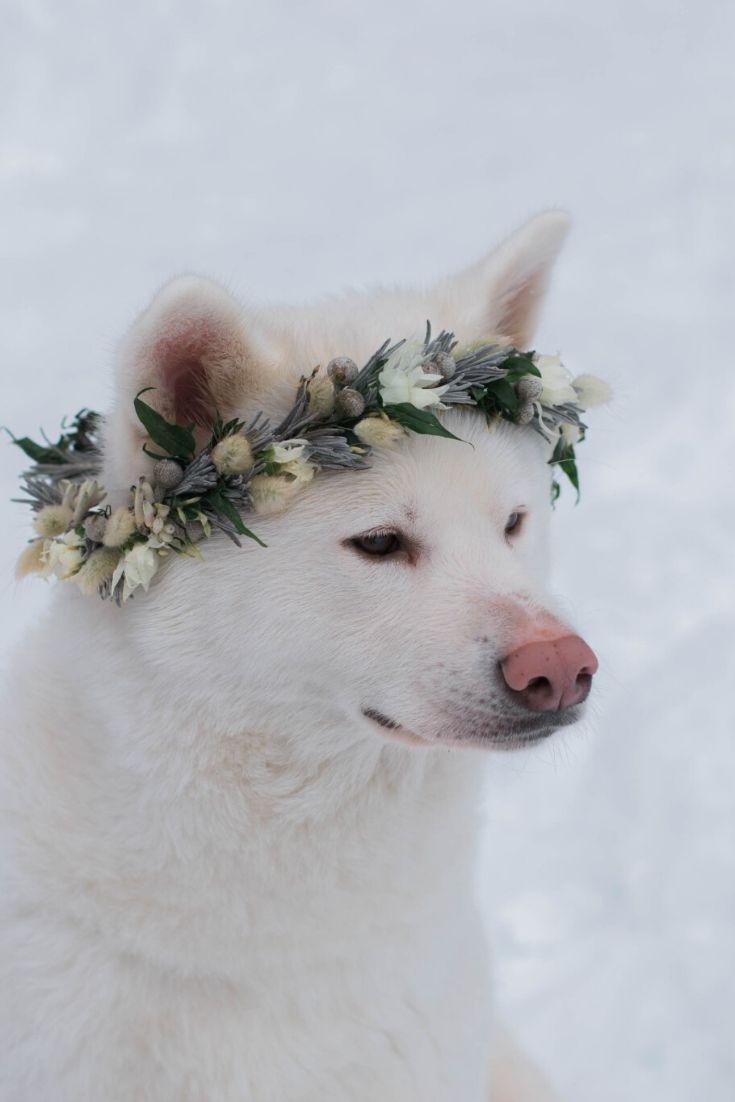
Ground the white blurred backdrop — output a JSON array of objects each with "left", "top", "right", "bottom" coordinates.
[{"left": 1, "top": 2, "right": 733, "bottom": 1099}]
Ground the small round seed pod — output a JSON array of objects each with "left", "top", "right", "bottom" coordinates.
[
  {"left": 83, "top": 513, "right": 108, "bottom": 544},
  {"left": 516, "top": 401, "right": 535, "bottom": 425},
  {"left": 152, "top": 458, "right": 184, "bottom": 492},
  {"left": 516, "top": 375, "right": 543, "bottom": 401},
  {"left": 433, "top": 352, "right": 456, "bottom": 380},
  {"left": 327, "top": 356, "right": 358, "bottom": 386},
  {"left": 334, "top": 387, "right": 366, "bottom": 419}
]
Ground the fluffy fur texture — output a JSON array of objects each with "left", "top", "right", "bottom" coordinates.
[{"left": 0, "top": 212, "right": 579, "bottom": 1100}]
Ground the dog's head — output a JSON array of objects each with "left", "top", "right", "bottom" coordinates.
[{"left": 103, "top": 212, "right": 597, "bottom": 751}]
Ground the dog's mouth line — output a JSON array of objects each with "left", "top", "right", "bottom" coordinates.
[{"left": 362, "top": 707, "right": 402, "bottom": 731}]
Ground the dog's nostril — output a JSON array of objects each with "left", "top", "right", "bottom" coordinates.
[{"left": 500, "top": 634, "right": 598, "bottom": 713}]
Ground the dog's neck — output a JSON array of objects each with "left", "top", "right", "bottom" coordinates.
[{"left": 8, "top": 593, "right": 487, "bottom": 979}]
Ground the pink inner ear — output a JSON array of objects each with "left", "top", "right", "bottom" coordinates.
[{"left": 153, "top": 319, "right": 219, "bottom": 426}]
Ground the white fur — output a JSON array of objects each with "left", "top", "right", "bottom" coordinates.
[{"left": 0, "top": 213, "right": 574, "bottom": 1100}]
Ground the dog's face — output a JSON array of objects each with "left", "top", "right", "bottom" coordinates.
[{"left": 103, "top": 212, "right": 597, "bottom": 752}]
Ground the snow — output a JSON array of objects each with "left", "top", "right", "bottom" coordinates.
[{"left": 1, "top": 2, "right": 733, "bottom": 1098}]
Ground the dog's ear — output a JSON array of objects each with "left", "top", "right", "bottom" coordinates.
[
  {"left": 104, "top": 276, "right": 276, "bottom": 493},
  {"left": 440, "top": 211, "right": 570, "bottom": 348}
]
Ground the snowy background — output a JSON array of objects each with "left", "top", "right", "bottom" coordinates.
[{"left": 1, "top": 1, "right": 734, "bottom": 1098}]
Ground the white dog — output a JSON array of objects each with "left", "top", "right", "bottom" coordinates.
[{"left": 0, "top": 211, "right": 598, "bottom": 1100}]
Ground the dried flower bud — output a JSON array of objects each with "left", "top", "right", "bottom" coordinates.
[
  {"left": 327, "top": 356, "right": 358, "bottom": 386},
  {"left": 103, "top": 506, "right": 137, "bottom": 548},
  {"left": 335, "top": 387, "right": 365, "bottom": 419},
  {"left": 211, "top": 434, "right": 253, "bottom": 476},
  {"left": 34, "top": 504, "right": 73, "bottom": 538},
  {"left": 353, "top": 416, "right": 405, "bottom": 448},
  {"left": 516, "top": 402, "right": 535, "bottom": 425},
  {"left": 15, "top": 540, "right": 46, "bottom": 579},
  {"left": 432, "top": 352, "right": 456, "bottom": 380},
  {"left": 308, "top": 374, "right": 335, "bottom": 417},
  {"left": 152, "top": 458, "right": 184, "bottom": 491},
  {"left": 83, "top": 514, "right": 108, "bottom": 544},
  {"left": 74, "top": 547, "right": 120, "bottom": 596},
  {"left": 249, "top": 474, "right": 301, "bottom": 516},
  {"left": 572, "top": 374, "right": 613, "bottom": 408},
  {"left": 516, "top": 375, "right": 543, "bottom": 401}
]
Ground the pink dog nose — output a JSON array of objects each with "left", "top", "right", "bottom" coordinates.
[{"left": 500, "top": 635, "right": 598, "bottom": 712}]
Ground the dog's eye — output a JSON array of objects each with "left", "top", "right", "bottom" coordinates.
[
  {"left": 505, "top": 511, "right": 525, "bottom": 538},
  {"left": 349, "top": 529, "right": 403, "bottom": 558}
]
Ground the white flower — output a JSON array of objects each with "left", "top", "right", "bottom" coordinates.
[
  {"left": 211, "top": 434, "right": 253, "bottom": 475},
  {"left": 111, "top": 541, "right": 160, "bottom": 601},
  {"left": 378, "top": 342, "right": 448, "bottom": 410},
  {"left": 133, "top": 478, "right": 155, "bottom": 529},
  {"left": 249, "top": 474, "right": 301, "bottom": 516},
  {"left": 572, "top": 373, "right": 613, "bottom": 408},
  {"left": 70, "top": 480, "right": 106, "bottom": 525},
  {"left": 140, "top": 502, "right": 175, "bottom": 547},
  {"left": 269, "top": 440, "right": 315, "bottom": 484},
  {"left": 534, "top": 354, "right": 577, "bottom": 406},
  {"left": 353, "top": 415, "right": 405, "bottom": 448},
  {"left": 41, "top": 530, "right": 85, "bottom": 580},
  {"left": 270, "top": 440, "right": 307, "bottom": 464}
]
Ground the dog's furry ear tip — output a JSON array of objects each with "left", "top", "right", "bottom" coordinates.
[
  {"left": 518, "top": 209, "right": 571, "bottom": 258},
  {"left": 455, "top": 210, "right": 572, "bottom": 349}
]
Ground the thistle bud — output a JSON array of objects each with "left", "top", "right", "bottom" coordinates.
[
  {"left": 211, "top": 434, "right": 253, "bottom": 476},
  {"left": 335, "top": 387, "right": 365, "bottom": 419},
  {"left": 83, "top": 514, "right": 108, "bottom": 544},
  {"left": 516, "top": 375, "right": 543, "bottom": 401},
  {"left": 152, "top": 458, "right": 184, "bottom": 492},
  {"left": 353, "top": 416, "right": 405, "bottom": 448},
  {"left": 433, "top": 352, "right": 456, "bottom": 380},
  {"left": 327, "top": 356, "right": 358, "bottom": 386},
  {"left": 516, "top": 402, "right": 535, "bottom": 425},
  {"left": 33, "top": 504, "right": 73, "bottom": 538}
]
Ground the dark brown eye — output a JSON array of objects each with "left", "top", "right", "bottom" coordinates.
[
  {"left": 350, "top": 530, "right": 403, "bottom": 558},
  {"left": 505, "top": 511, "right": 525, "bottom": 537}
]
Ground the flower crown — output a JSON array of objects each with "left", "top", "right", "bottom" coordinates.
[{"left": 10, "top": 325, "right": 610, "bottom": 603}]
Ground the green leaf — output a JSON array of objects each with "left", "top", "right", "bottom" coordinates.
[
  {"left": 500, "top": 350, "right": 541, "bottom": 380},
  {"left": 384, "top": 403, "right": 463, "bottom": 441},
  {"left": 550, "top": 438, "right": 581, "bottom": 502},
  {"left": 208, "top": 490, "right": 267, "bottom": 547},
  {"left": 483, "top": 378, "right": 520, "bottom": 415},
  {"left": 9, "top": 435, "right": 66, "bottom": 464},
  {"left": 133, "top": 389, "right": 196, "bottom": 459}
]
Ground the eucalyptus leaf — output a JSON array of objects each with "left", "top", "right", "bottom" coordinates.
[
  {"left": 134, "top": 389, "right": 196, "bottom": 459},
  {"left": 9, "top": 435, "right": 66, "bottom": 464},
  {"left": 208, "top": 489, "right": 267, "bottom": 547},
  {"left": 384, "top": 403, "right": 463, "bottom": 441}
]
